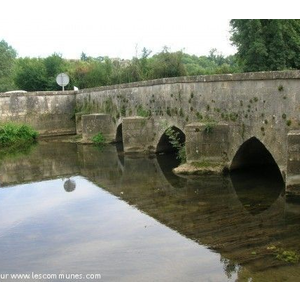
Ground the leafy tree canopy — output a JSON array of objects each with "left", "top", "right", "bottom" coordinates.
[
  {"left": 14, "top": 58, "right": 48, "bottom": 91},
  {"left": 230, "top": 19, "right": 300, "bottom": 72},
  {"left": 0, "top": 40, "right": 17, "bottom": 92},
  {"left": 1, "top": 39, "right": 241, "bottom": 92}
]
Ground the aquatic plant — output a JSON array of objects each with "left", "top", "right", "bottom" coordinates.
[
  {"left": 267, "top": 245, "right": 300, "bottom": 264},
  {"left": 276, "top": 250, "right": 300, "bottom": 264}
]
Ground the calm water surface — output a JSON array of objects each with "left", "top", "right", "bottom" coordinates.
[{"left": 0, "top": 141, "right": 300, "bottom": 281}]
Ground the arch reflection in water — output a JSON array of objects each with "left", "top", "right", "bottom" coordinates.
[
  {"left": 115, "top": 123, "right": 124, "bottom": 166},
  {"left": 230, "top": 137, "right": 284, "bottom": 215},
  {"left": 156, "top": 152, "right": 187, "bottom": 188}
]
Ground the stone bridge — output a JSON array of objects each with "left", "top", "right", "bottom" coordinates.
[
  {"left": 75, "top": 71, "right": 300, "bottom": 197},
  {"left": 2, "top": 71, "right": 300, "bottom": 195}
]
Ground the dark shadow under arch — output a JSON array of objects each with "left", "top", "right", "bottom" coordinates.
[
  {"left": 116, "top": 123, "right": 123, "bottom": 143},
  {"left": 115, "top": 123, "right": 124, "bottom": 165},
  {"left": 156, "top": 126, "right": 185, "bottom": 154},
  {"left": 230, "top": 137, "right": 279, "bottom": 171}
]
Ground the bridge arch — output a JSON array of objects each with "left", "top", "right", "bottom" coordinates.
[
  {"left": 230, "top": 137, "right": 282, "bottom": 175},
  {"left": 230, "top": 136, "right": 285, "bottom": 215},
  {"left": 114, "top": 122, "right": 124, "bottom": 155},
  {"left": 156, "top": 126, "right": 185, "bottom": 154},
  {"left": 116, "top": 123, "right": 123, "bottom": 143}
]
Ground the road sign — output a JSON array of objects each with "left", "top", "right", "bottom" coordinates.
[{"left": 56, "top": 73, "right": 70, "bottom": 91}]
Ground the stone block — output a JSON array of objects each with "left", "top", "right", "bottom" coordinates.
[
  {"left": 185, "top": 122, "right": 229, "bottom": 163},
  {"left": 122, "top": 117, "right": 154, "bottom": 153},
  {"left": 82, "top": 114, "right": 114, "bottom": 142}
]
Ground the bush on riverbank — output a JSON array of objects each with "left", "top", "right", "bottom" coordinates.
[{"left": 0, "top": 123, "right": 38, "bottom": 149}]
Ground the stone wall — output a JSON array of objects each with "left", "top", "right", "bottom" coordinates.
[{"left": 0, "top": 91, "right": 76, "bottom": 136}]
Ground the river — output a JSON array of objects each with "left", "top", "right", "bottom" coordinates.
[{"left": 0, "top": 140, "right": 299, "bottom": 281}]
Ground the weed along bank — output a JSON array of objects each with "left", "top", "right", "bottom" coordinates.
[{"left": 1, "top": 71, "right": 300, "bottom": 282}]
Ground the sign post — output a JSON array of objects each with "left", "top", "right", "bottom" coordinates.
[{"left": 56, "top": 73, "right": 70, "bottom": 91}]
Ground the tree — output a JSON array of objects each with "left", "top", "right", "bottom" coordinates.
[
  {"left": 139, "top": 47, "right": 152, "bottom": 80},
  {"left": 208, "top": 48, "right": 227, "bottom": 66},
  {"left": 67, "top": 60, "right": 90, "bottom": 89},
  {"left": 230, "top": 19, "right": 300, "bottom": 72},
  {"left": 44, "top": 53, "right": 65, "bottom": 90},
  {"left": 0, "top": 40, "right": 17, "bottom": 92},
  {"left": 118, "top": 47, "right": 152, "bottom": 83},
  {"left": 80, "top": 52, "right": 89, "bottom": 61},
  {"left": 148, "top": 47, "right": 187, "bottom": 79},
  {"left": 14, "top": 58, "right": 48, "bottom": 91}
]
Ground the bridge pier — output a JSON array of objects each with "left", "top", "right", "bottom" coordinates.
[
  {"left": 182, "top": 122, "right": 229, "bottom": 173},
  {"left": 286, "top": 130, "right": 300, "bottom": 198},
  {"left": 82, "top": 113, "right": 115, "bottom": 142},
  {"left": 122, "top": 117, "right": 155, "bottom": 153}
]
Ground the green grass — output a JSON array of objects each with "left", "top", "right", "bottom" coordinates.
[{"left": 0, "top": 123, "right": 38, "bottom": 149}]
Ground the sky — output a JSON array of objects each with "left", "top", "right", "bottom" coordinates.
[{"left": 0, "top": 0, "right": 294, "bottom": 60}]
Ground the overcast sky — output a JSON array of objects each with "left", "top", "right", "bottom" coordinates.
[{"left": 0, "top": 0, "right": 292, "bottom": 59}]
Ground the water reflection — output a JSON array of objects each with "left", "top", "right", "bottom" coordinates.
[
  {"left": 230, "top": 166, "right": 285, "bottom": 215},
  {"left": 156, "top": 153, "right": 187, "bottom": 188},
  {"left": 63, "top": 178, "right": 76, "bottom": 192},
  {"left": 115, "top": 141, "right": 124, "bottom": 167},
  {"left": 0, "top": 141, "right": 299, "bottom": 281}
]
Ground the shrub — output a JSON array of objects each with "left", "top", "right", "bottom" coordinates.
[
  {"left": 165, "top": 127, "right": 186, "bottom": 163},
  {"left": 0, "top": 123, "right": 38, "bottom": 148},
  {"left": 92, "top": 132, "right": 106, "bottom": 145}
]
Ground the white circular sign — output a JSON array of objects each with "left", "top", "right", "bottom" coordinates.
[{"left": 56, "top": 73, "right": 70, "bottom": 87}]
